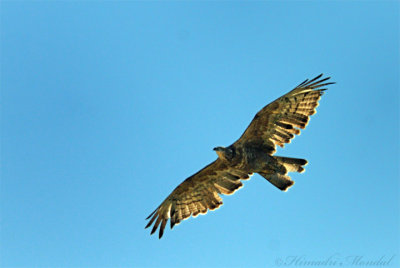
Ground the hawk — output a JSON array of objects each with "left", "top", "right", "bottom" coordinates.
[{"left": 145, "top": 74, "right": 334, "bottom": 238}]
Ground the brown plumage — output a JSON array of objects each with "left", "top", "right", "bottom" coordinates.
[{"left": 145, "top": 74, "right": 334, "bottom": 238}]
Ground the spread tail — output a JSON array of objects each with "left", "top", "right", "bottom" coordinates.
[{"left": 258, "top": 156, "right": 308, "bottom": 191}]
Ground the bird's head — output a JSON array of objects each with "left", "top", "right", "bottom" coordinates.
[{"left": 213, "top": 146, "right": 234, "bottom": 161}]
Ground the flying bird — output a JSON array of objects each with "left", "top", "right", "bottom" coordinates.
[{"left": 145, "top": 74, "right": 334, "bottom": 238}]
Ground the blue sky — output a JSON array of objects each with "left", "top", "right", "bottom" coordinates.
[{"left": 1, "top": 2, "right": 399, "bottom": 267}]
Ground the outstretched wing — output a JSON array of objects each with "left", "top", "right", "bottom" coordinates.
[
  {"left": 145, "top": 159, "right": 251, "bottom": 238},
  {"left": 234, "top": 74, "right": 334, "bottom": 152}
]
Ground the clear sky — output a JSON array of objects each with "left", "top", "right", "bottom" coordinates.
[{"left": 1, "top": 2, "right": 399, "bottom": 268}]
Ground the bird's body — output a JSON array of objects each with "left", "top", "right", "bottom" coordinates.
[
  {"left": 215, "top": 144, "right": 278, "bottom": 173},
  {"left": 145, "top": 74, "right": 334, "bottom": 238}
]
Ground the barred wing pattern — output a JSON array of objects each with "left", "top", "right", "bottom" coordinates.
[
  {"left": 145, "top": 159, "right": 251, "bottom": 238},
  {"left": 235, "top": 74, "right": 334, "bottom": 152}
]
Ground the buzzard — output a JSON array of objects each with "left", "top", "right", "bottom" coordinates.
[{"left": 145, "top": 74, "right": 334, "bottom": 238}]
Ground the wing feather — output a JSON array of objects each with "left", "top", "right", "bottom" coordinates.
[
  {"left": 145, "top": 159, "right": 251, "bottom": 238},
  {"left": 234, "top": 74, "right": 334, "bottom": 151},
  {"left": 214, "top": 177, "right": 243, "bottom": 195}
]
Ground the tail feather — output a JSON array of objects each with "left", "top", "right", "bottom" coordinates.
[
  {"left": 274, "top": 156, "right": 308, "bottom": 173},
  {"left": 258, "top": 156, "right": 308, "bottom": 191},
  {"left": 259, "top": 172, "right": 294, "bottom": 191}
]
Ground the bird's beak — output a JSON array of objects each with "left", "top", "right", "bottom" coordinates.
[{"left": 213, "top": 147, "right": 217, "bottom": 151}]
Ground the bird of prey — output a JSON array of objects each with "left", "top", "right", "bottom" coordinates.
[{"left": 145, "top": 74, "right": 334, "bottom": 238}]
